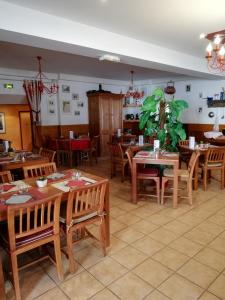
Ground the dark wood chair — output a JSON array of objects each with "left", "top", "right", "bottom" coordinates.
[
  {"left": 23, "top": 162, "right": 57, "bottom": 178},
  {"left": 0, "top": 194, "right": 63, "bottom": 300},
  {"left": 108, "top": 143, "right": 128, "bottom": 182},
  {"left": 60, "top": 180, "right": 108, "bottom": 273},
  {"left": 178, "top": 139, "right": 191, "bottom": 168},
  {"left": 39, "top": 147, "right": 56, "bottom": 162},
  {"left": 126, "top": 148, "right": 160, "bottom": 203},
  {"left": 200, "top": 147, "right": 225, "bottom": 190},
  {"left": 0, "top": 171, "right": 12, "bottom": 183},
  {"left": 56, "top": 139, "right": 73, "bottom": 168},
  {"left": 79, "top": 135, "right": 99, "bottom": 165}
]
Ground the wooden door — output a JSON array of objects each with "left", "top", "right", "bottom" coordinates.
[
  {"left": 99, "top": 96, "right": 111, "bottom": 156},
  {"left": 19, "top": 111, "right": 32, "bottom": 151},
  {"left": 110, "top": 97, "right": 123, "bottom": 134}
]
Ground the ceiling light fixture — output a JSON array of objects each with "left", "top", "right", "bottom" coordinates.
[
  {"left": 124, "top": 71, "right": 144, "bottom": 102},
  {"left": 99, "top": 54, "right": 120, "bottom": 62},
  {"left": 202, "top": 30, "right": 225, "bottom": 73}
]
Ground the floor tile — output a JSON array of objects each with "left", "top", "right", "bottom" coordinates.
[
  {"left": 199, "top": 291, "right": 221, "bottom": 300},
  {"left": 131, "top": 219, "right": 159, "bottom": 234},
  {"left": 133, "top": 258, "right": 173, "bottom": 287},
  {"left": 208, "top": 214, "right": 225, "bottom": 227},
  {"left": 60, "top": 271, "right": 104, "bottom": 300},
  {"left": 147, "top": 214, "right": 174, "bottom": 225},
  {"left": 169, "top": 236, "right": 203, "bottom": 257},
  {"left": 132, "top": 236, "right": 165, "bottom": 256},
  {"left": 89, "top": 288, "right": 119, "bottom": 300},
  {"left": 110, "top": 219, "right": 127, "bottom": 234},
  {"left": 152, "top": 247, "right": 189, "bottom": 271},
  {"left": 208, "top": 273, "right": 225, "bottom": 300},
  {"left": 145, "top": 290, "right": 170, "bottom": 300},
  {"left": 178, "top": 259, "right": 219, "bottom": 288},
  {"left": 110, "top": 206, "right": 126, "bottom": 218},
  {"left": 107, "top": 236, "right": 128, "bottom": 255},
  {"left": 113, "top": 227, "right": 145, "bottom": 244},
  {"left": 163, "top": 220, "right": 192, "bottom": 235},
  {"left": 110, "top": 245, "right": 148, "bottom": 269},
  {"left": 75, "top": 245, "right": 105, "bottom": 268},
  {"left": 88, "top": 257, "right": 128, "bottom": 286},
  {"left": 195, "top": 247, "right": 225, "bottom": 272},
  {"left": 184, "top": 228, "right": 215, "bottom": 245},
  {"left": 109, "top": 272, "right": 153, "bottom": 300},
  {"left": 209, "top": 237, "right": 225, "bottom": 255},
  {"left": 149, "top": 227, "right": 179, "bottom": 245},
  {"left": 177, "top": 212, "right": 204, "bottom": 226},
  {"left": 34, "top": 287, "right": 68, "bottom": 300},
  {"left": 116, "top": 212, "right": 141, "bottom": 225},
  {"left": 158, "top": 274, "right": 203, "bottom": 300}
]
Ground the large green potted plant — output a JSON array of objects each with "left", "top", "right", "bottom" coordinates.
[{"left": 139, "top": 88, "right": 188, "bottom": 151}]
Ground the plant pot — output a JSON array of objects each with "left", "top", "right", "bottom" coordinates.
[{"left": 36, "top": 179, "right": 47, "bottom": 188}]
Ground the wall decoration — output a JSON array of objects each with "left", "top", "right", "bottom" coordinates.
[
  {"left": 77, "top": 101, "right": 84, "bottom": 107},
  {"left": 74, "top": 111, "right": 80, "bottom": 116},
  {"left": 48, "top": 99, "right": 56, "bottom": 115},
  {"left": 0, "top": 113, "right": 6, "bottom": 133},
  {"left": 62, "top": 85, "right": 70, "bottom": 93},
  {"left": 186, "top": 84, "right": 191, "bottom": 92},
  {"left": 62, "top": 101, "right": 71, "bottom": 113},
  {"left": 72, "top": 93, "right": 79, "bottom": 100}
]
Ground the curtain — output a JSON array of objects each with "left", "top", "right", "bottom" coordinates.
[{"left": 23, "top": 80, "right": 42, "bottom": 148}]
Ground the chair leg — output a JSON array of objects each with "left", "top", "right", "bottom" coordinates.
[
  {"left": 99, "top": 218, "right": 106, "bottom": 257},
  {"left": 155, "top": 178, "right": 160, "bottom": 204},
  {"left": 221, "top": 168, "right": 224, "bottom": 189},
  {"left": 121, "top": 164, "right": 125, "bottom": 182},
  {"left": 187, "top": 180, "right": 193, "bottom": 206},
  {"left": 203, "top": 168, "right": 207, "bottom": 191},
  {"left": 53, "top": 236, "right": 64, "bottom": 281},
  {"left": 161, "top": 177, "right": 165, "bottom": 204},
  {"left": 10, "top": 253, "right": 21, "bottom": 300},
  {"left": 67, "top": 232, "right": 76, "bottom": 273}
]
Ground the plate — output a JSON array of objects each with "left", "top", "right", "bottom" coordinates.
[{"left": 6, "top": 195, "right": 32, "bottom": 205}]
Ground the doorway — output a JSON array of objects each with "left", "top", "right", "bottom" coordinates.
[{"left": 19, "top": 111, "right": 32, "bottom": 151}]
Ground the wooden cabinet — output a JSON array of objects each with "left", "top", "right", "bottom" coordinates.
[{"left": 88, "top": 92, "right": 123, "bottom": 156}]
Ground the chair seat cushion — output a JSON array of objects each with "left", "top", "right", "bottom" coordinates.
[
  {"left": 200, "top": 162, "right": 223, "bottom": 167},
  {"left": 137, "top": 168, "right": 159, "bottom": 177},
  {"left": 163, "top": 168, "right": 188, "bottom": 178}
]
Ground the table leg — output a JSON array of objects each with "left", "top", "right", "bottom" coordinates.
[
  {"left": 105, "top": 182, "right": 110, "bottom": 247},
  {"left": 173, "top": 161, "right": 179, "bottom": 208},
  {"left": 0, "top": 256, "right": 6, "bottom": 300},
  {"left": 132, "top": 161, "right": 137, "bottom": 204},
  {"left": 193, "top": 156, "right": 199, "bottom": 190}
]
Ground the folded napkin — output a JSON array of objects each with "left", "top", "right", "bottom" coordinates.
[
  {"left": 3, "top": 184, "right": 15, "bottom": 192},
  {"left": 66, "top": 180, "right": 86, "bottom": 187},
  {"left": 137, "top": 151, "right": 151, "bottom": 157},
  {"left": 5, "top": 194, "right": 32, "bottom": 205},
  {"left": 47, "top": 173, "right": 65, "bottom": 180}
]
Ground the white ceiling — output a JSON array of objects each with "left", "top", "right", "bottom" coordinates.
[
  {"left": 4, "top": 0, "right": 225, "bottom": 57},
  {"left": 0, "top": 0, "right": 225, "bottom": 80}
]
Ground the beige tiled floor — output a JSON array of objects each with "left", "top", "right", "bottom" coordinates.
[{"left": 3, "top": 159, "right": 225, "bottom": 299}]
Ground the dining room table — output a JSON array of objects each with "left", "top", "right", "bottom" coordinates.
[{"left": 132, "top": 150, "right": 179, "bottom": 208}]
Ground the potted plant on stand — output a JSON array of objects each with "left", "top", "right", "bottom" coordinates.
[{"left": 139, "top": 88, "right": 188, "bottom": 151}]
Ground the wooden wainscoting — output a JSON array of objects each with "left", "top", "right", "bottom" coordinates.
[
  {"left": 36, "top": 124, "right": 89, "bottom": 147},
  {"left": 184, "top": 124, "right": 225, "bottom": 142}
]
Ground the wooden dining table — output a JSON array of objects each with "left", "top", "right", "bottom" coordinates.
[
  {"left": 132, "top": 151, "right": 179, "bottom": 208},
  {"left": 0, "top": 169, "right": 110, "bottom": 299}
]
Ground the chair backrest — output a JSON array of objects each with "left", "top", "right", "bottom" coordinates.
[
  {"left": 187, "top": 151, "right": 200, "bottom": 180},
  {"left": 108, "top": 143, "right": 124, "bottom": 160},
  {"left": 126, "top": 148, "right": 134, "bottom": 174},
  {"left": 0, "top": 171, "right": 12, "bottom": 183},
  {"left": 23, "top": 162, "right": 57, "bottom": 178},
  {"left": 7, "top": 194, "right": 62, "bottom": 251},
  {"left": 205, "top": 147, "right": 225, "bottom": 165},
  {"left": 179, "top": 140, "right": 189, "bottom": 146},
  {"left": 91, "top": 135, "right": 100, "bottom": 150},
  {"left": 122, "top": 134, "right": 137, "bottom": 143},
  {"left": 39, "top": 147, "right": 56, "bottom": 162},
  {"left": 55, "top": 139, "right": 72, "bottom": 151},
  {"left": 66, "top": 180, "right": 108, "bottom": 227}
]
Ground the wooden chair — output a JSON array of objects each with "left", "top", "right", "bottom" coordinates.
[
  {"left": 79, "top": 135, "right": 99, "bottom": 165},
  {"left": 0, "top": 194, "right": 63, "bottom": 300},
  {"left": 60, "top": 180, "right": 108, "bottom": 273},
  {"left": 178, "top": 139, "right": 191, "bottom": 168},
  {"left": 126, "top": 148, "right": 160, "bottom": 203},
  {"left": 161, "top": 151, "right": 200, "bottom": 206},
  {"left": 56, "top": 139, "right": 73, "bottom": 168},
  {"left": 0, "top": 171, "right": 12, "bottom": 183},
  {"left": 39, "top": 147, "right": 56, "bottom": 162},
  {"left": 200, "top": 147, "right": 225, "bottom": 190},
  {"left": 23, "top": 162, "right": 57, "bottom": 178},
  {"left": 0, "top": 256, "right": 6, "bottom": 300},
  {"left": 108, "top": 143, "right": 128, "bottom": 182}
]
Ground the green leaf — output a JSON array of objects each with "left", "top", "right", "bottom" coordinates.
[
  {"left": 141, "top": 97, "right": 158, "bottom": 113},
  {"left": 139, "top": 111, "right": 150, "bottom": 129},
  {"left": 152, "top": 88, "right": 164, "bottom": 100}
]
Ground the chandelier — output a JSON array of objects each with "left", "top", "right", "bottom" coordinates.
[
  {"left": 124, "top": 71, "right": 144, "bottom": 100},
  {"left": 202, "top": 30, "right": 225, "bottom": 73},
  {"left": 30, "top": 56, "right": 59, "bottom": 95}
]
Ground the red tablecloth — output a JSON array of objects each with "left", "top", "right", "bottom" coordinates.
[{"left": 50, "top": 139, "right": 91, "bottom": 151}]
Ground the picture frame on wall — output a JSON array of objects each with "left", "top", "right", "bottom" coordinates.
[
  {"left": 77, "top": 101, "right": 84, "bottom": 107},
  {"left": 62, "top": 100, "right": 71, "bottom": 113},
  {"left": 72, "top": 93, "right": 79, "bottom": 100},
  {"left": 0, "top": 112, "right": 6, "bottom": 133},
  {"left": 62, "top": 85, "right": 70, "bottom": 93},
  {"left": 48, "top": 99, "right": 56, "bottom": 115},
  {"left": 186, "top": 84, "right": 191, "bottom": 92},
  {"left": 74, "top": 110, "right": 80, "bottom": 116}
]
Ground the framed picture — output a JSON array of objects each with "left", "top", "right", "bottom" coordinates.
[
  {"left": 62, "top": 85, "right": 70, "bottom": 93},
  {"left": 0, "top": 112, "right": 5, "bottom": 133},
  {"left": 74, "top": 110, "right": 80, "bottom": 116},
  {"left": 72, "top": 93, "right": 79, "bottom": 100},
  {"left": 48, "top": 99, "right": 56, "bottom": 115},
  {"left": 77, "top": 101, "right": 84, "bottom": 107},
  {"left": 186, "top": 84, "right": 191, "bottom": 92},
  {"left": 62, "top": 101, "right": 71, "bottom": 113}
]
